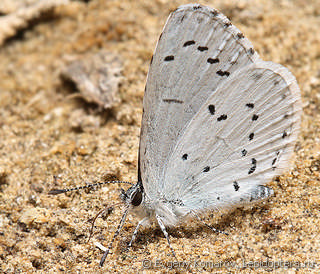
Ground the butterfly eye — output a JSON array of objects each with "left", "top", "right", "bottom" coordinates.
[{"left": 130, "top": 188, "right": 143, "bottom": 206}]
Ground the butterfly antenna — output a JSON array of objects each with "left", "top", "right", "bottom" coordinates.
[
  {"left": 86, "top": 202, "right": 123, "bottom": 244},
  {"left": 99, "top": 204, "right": 130, "bottom": 267},
  {"left": 48, "top": 180, "right": 133, "bottom": 195}
]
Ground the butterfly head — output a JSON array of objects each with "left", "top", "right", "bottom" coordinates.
[{"left": 120, "top": 181, "right": 144, "bottom": 207}]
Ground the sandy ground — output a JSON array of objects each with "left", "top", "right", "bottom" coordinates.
[{"left": 0, "top": 0, "right": 319, "bottom": 273}]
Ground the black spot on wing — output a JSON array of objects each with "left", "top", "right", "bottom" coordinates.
[
  {"left": 237, "top": 32, "right": 244, "bottom": 39},
  {"left": 208, "top": 104, "right": 215, "bottom": 115},
  {"left": 183, "top": 40, "right": 195, "bottom": 47},
  {"left": 216, "top": 70, "right": 230, "bottom": 77},
  {"left": 179, "top": 15, "right": 186, "bottom": 23},
  {"left": 249, "top": 133, "right": 254, "bottom": 141},
  {"left": 203, "top": 166, "right": 210, "bottom": 172},
  {"left": 162, "top": 99, "right": 184, "bottom": 104},
  {"left": 207, "top": 58, "right": 219, "bottom": 64},
  {"left": 233, "top": 181, "right": 240, "bottom": 191},
  {"left": 198, "top": 46, "right": 208, "bottom": 52},
  {"left": 252, "top": 114, "right": 259, "bottom": 121},
  {"left": 224, "top": 21, "right": 232, "bottom": 28},
  {"left": 282, "top": 131, "right": 288, "bottom": 138},
  {"left": 182, "top": 154, "right": 188, "bottom": 160},
  {"left": 248, "top": 158, "right": 257, "bottom": 174},
  {"left": 217, "top": 114, "right": 227, "bottom": 121},
  {"left": 169, "top": 199, "right": 184, "bottom": 206},
  {"left": 164, "top": 55, "right": 174, "bottom": 61},
  {"left": 241, "top": 149, "right": 247, "bottom": 157},
  {"left": 246, "top": 103, "right": 254, "bottom": 109},
  {"left": 272, "top": 151, "right": 280, "bottom": 169}
]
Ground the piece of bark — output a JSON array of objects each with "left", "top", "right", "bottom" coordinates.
[
  {"left": 61, "top": 51, "right": 123, "bottom": 109},
  {"left": 0, "top": 0, "right": 41, "bottom": 14},
  {"left": 0, "top": 0, "right": 70, "bottom": 46}
]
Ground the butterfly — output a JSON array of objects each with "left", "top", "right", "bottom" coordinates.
[{"left": 49, "top": 4, "right": 302, "bottom": 267}]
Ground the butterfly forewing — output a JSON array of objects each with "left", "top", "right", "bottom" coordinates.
[{"left": 139, "top": 4, "right": 261, "bottom": 197}]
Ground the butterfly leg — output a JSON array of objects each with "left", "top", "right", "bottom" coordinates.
[
  {"left": 99, "top": 204, "right": 130, "bottom": 267},
  {"left": 156, "top": 215, "right": 177, "bottom": 259},
  {"left": 128, "top": 217, "right": 149, "bottom": 248}
]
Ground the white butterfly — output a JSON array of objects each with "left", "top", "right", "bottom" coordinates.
[{"left": 50, "top": 4, "right": 302, "bottom": 266}]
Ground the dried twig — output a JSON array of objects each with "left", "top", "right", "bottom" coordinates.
[
  {"left": 0, "top": 0, "right": 70, "bottom": 46},
  {"left": 61, "top": 51, "right": 123, "bottom": 109}
]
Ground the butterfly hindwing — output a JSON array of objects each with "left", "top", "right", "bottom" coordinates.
[{"left": 163, "top": 60, "right": 301, "bottom": 210}]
